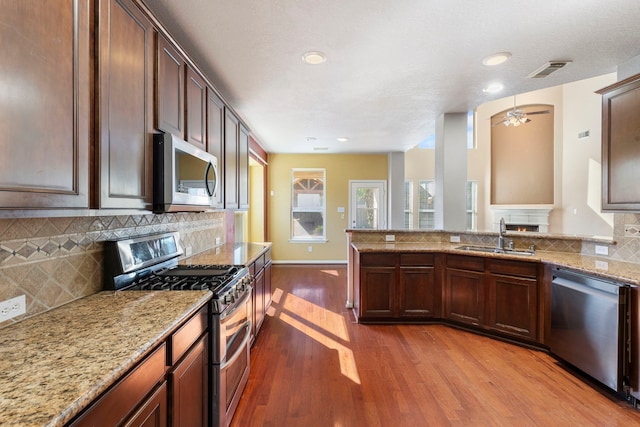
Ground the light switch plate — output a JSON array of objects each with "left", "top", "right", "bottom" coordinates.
[
  {"left": 449, "top": 235, "right": 461, "bottom": 243},
  {"left": 595, "top": 245, "right": 609, "bottom": 256},
  {"left": 385, "top": 235, "right": 395, "bottom": 242}
]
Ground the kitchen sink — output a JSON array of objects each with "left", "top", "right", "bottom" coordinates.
[{"left": 455, "top": 245, "right": 535, "bottom": 256}]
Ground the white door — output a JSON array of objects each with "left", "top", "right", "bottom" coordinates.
[{"left": 349, "top": 180, "right": 387, "bottom": 229}]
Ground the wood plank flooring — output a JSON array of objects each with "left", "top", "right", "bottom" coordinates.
[{"left": 231, "top": 265, "right": 640, "bottom": 426}]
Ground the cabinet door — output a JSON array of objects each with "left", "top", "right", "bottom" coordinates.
[
  {"left": 238, "top": 124, "right": 250, "bottom": 210},
  {"left": 0, "top": 0, "right": 89, "bottom": 209},
  {"left": 254, "top": 267, "right": 266, "bottom": 334},
  {"left": 599, "top": 75, "right": 640, "bottom": 210},
  {"left": 264, "top": 260, "right": 272, "bottom": 311},
  {"left": 486, "top": 273, "right": 537, "bottom": 340},
  {"left": 156, "top": 35, "right": 185, "bottom": 137},
  {"left": 96, "top": 0, "right": 153, "bottom": 209},
  {"left": 399, "top": 266, "right": 436, "bottom": 318},
  {"left": 359, "top": 267, "right": 396, "bottom": 320},
  {"left": 207, "top": 89, "right": 225, "bottom": 208},
  {"left": 185, "top": 67, "right": 207, "bottom": 150},
  {"left": 224, "top": 109, "right": 239, "bottom": 209},
  {"left": 444, "top": 268, "right": 485, "bottom": 326},
  {"left": 123, "top": 382, "right": 167, "bottom": 427},
  {"left": 170, "top": 333, "right": 208, "bottom": 427}
]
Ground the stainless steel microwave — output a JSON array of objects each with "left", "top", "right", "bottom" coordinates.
[{"left": 153, "top": 132, "right": 219, "bottom": 213}]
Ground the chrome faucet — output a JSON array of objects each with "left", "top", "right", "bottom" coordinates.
[{"left": 497, "top": 217, "right": 512, "bottom": 250}]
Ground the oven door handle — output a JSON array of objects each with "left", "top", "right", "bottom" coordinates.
[{"left": 221, "top": 321, "right": 251, "bottom": 370}]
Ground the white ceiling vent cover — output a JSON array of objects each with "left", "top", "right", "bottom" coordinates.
[{"left": 526, "top": 61, "right": 572, "bottom": 79}]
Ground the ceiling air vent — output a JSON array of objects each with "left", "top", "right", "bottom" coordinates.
[{"left": 526, "top": 61, "right": 572, "bottom": 79}]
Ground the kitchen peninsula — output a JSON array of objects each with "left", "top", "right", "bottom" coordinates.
[{"left": 347, "top": 229, "right": 640, "bottom": 402}]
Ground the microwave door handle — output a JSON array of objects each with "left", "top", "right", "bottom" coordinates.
[{"left": 204, "top": 161, "right": 215, "bottom": 197}]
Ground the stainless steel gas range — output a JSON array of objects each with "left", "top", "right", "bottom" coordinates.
[{"left": 104, "top": 232, "right": 252, "bottom": 427}]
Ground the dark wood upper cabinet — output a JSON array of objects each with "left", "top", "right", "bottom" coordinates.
[
  {"left": 224, "top": 109, "right": 239, "bottom": 210},
  {"left": 597, "top": 73, "right": 640, "bottom": 211},
  {"left": 207, "top": 89, "right": 225, "bottom": 208},
  {"left": 95, "top": 0, "right": 154, "bottom": 209},
  {"left": 185, "top": 68, "right": 207, "bottom": 150},
  {"left": 0, "top": 0, "right": 90, "bottom": 209},
  {"left": 156, "top": 34, "right": 185, "bottom": 138},
  {"left": 238, "top": 124, "right": 250, "bottom": 210}
]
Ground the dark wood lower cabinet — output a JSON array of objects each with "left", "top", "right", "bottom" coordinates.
[
  {"left": 360, "top": 266, "right": 396, "bottom": 319},
  {"left": 249, "top": 248, "right": 273, "bottom": 345},
  {"left": 357, "top": 252, "right": 437, "bottom": 321},
  {"left": 67, "top": 306, "right": 208, "bottom": 427},
  {"left": 125, "top": 382, "right": 167, "bottom": 427},
  {"left": 444, "top": 267, "right": 485, "bottom": 326},
  {"left": 356, "top": 251, "right": 541, "bottom": 344},
  {"left": 170, "top": 333, "right": 208, "bottom": 427}
]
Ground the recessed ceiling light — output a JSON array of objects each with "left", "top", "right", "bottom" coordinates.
[
  {"left": 482, "top": 52, "right": 511, "bottom": 66},
  {"left": 302, "top": 51, "right": 327, "bottom": 65},
  {"left": 336, "top": 137, "right": 349, "bottom": 142},
  {"left": 313, "top": 147, "right": 329, "bottom": 151},
  {"left": 482, "top": 83, "right": 504, "bottom": 93},
  {"left": 305, "top": 136, "right": 317, "bottom": 142}
]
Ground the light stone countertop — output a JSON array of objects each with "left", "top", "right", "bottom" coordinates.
[
  {"left": 0, "top": 290, "right": 211, "bottom": 427},
  {"left": 352, "top": 242, "right": 640, "bottom": 285},
  {"left": 180, "top": 242, "right": 271, "bottom": 266}
]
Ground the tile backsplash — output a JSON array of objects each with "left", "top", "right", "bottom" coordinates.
[{"left": 0, "top": 212, "right": 226, "bottom": 329}]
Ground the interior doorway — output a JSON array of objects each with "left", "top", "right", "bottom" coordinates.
[{"left": 349, "top": 180, "right": 387, "bottom": 229}]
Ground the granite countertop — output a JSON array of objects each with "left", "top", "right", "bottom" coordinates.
[
  {"left": 352, "top": 242, "right": 640, "bottom": 285},
  {"left": 180, "top": 242, "right": 271, "bottom": 266},
  {"left": 0, "top": 290, "right": 211, "bottom": 427}
]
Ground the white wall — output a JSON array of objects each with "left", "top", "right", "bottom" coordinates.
[
  {"left": 408, "top": 72, "right": 617, "bottom": 237},
  {"left": 561, "top": 74, "right": 615, "bottom": 237}
]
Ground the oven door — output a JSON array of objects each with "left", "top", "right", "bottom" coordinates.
[{"left": 212, "top": 290, "right": 251, "bottom": 427}]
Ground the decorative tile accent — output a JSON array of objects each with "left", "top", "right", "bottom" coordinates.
[{"left": 0, "top": 211, "right": 226, "bottom": 329}]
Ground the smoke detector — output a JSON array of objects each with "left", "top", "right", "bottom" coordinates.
[{"left": 526, "top": 61, "right": 572, "bottom": 79}]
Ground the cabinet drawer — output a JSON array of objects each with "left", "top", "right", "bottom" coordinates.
[
  {"left": 446, "top": 255, "right": 484, "bottom": 272},
  {"left": 487, "top": 259, "right": 537, "bottom": 278},
  {"left": 400, "top": 253, "right": 434, "bottom": 266},
  {"left": 360, "top": 253, "right": 396, "bottom": 267},
  {"left": 170, "top": 306, "right": 207, "bottom": 365}
]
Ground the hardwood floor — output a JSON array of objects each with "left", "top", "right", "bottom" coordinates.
[{"left": 232, "top": 265, "right": 640, "bottom": 426}]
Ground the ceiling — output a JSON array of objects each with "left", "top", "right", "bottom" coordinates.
[{"left": 142, "top": 0, "right": 640, "bottom": 154}]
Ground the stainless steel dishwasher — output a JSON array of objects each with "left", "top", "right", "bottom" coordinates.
[{"left": 549, "top": 268, "right": 630, "bottom": 393}]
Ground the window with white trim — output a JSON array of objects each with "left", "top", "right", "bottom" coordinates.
[
  {"left": 466, "top": 180, "right": 478, "bottom": 231},
  {"left": 291, "top": 169, "right": 326, "bottom": 241},
  {"left": 418, "top": 180, "right": 435, "bottom": 229},
  {"left": 404, "top": 180, "right": 413, "bottom": 229}
]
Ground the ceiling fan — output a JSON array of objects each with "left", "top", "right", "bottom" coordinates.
[{"left": 493, "top": 97, "right": 550, "bottom": 127}]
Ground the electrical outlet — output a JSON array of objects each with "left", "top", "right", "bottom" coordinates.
[
  {"left": 385, "top": 235, "right": 395, "bottom": 242},
  {"left": 185, "top": 246, "right": 193, "bottom": 257},
  {"left": 449, "top": 235, "right": 461, "bottom": 243},
  {"left": 215, "top": 237, "right": 221, "bottom": 246},
  {"left": 595, "top": 245, "right": 609, "bottom": 256},
  {"left": 308, "top": 246, "right": 313, "bottom": 252},
  {"left": 0, "top": 295, "right": 26, "bottom": 322}
]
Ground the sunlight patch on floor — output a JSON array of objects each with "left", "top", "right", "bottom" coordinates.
[
  {"left": 281, "top": 291, "right": 349, "bottom": 342},
  {"left": 279, "top": 311, "right": 361, "bottom": 384},
  {"left": 320, "top": 269, "right": 340, "bottom": 277},
  {"left": 268, "top": 287, "right": 361, "bottom": 384}
]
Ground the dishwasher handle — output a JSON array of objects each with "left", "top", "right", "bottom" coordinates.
[{"left": 552, "top": 276, "right": 621, "bottom": 302}]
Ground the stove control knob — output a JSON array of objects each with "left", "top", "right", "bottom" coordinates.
[{"left": 224, "top": 293, "right": 234, "bottom": 304}]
